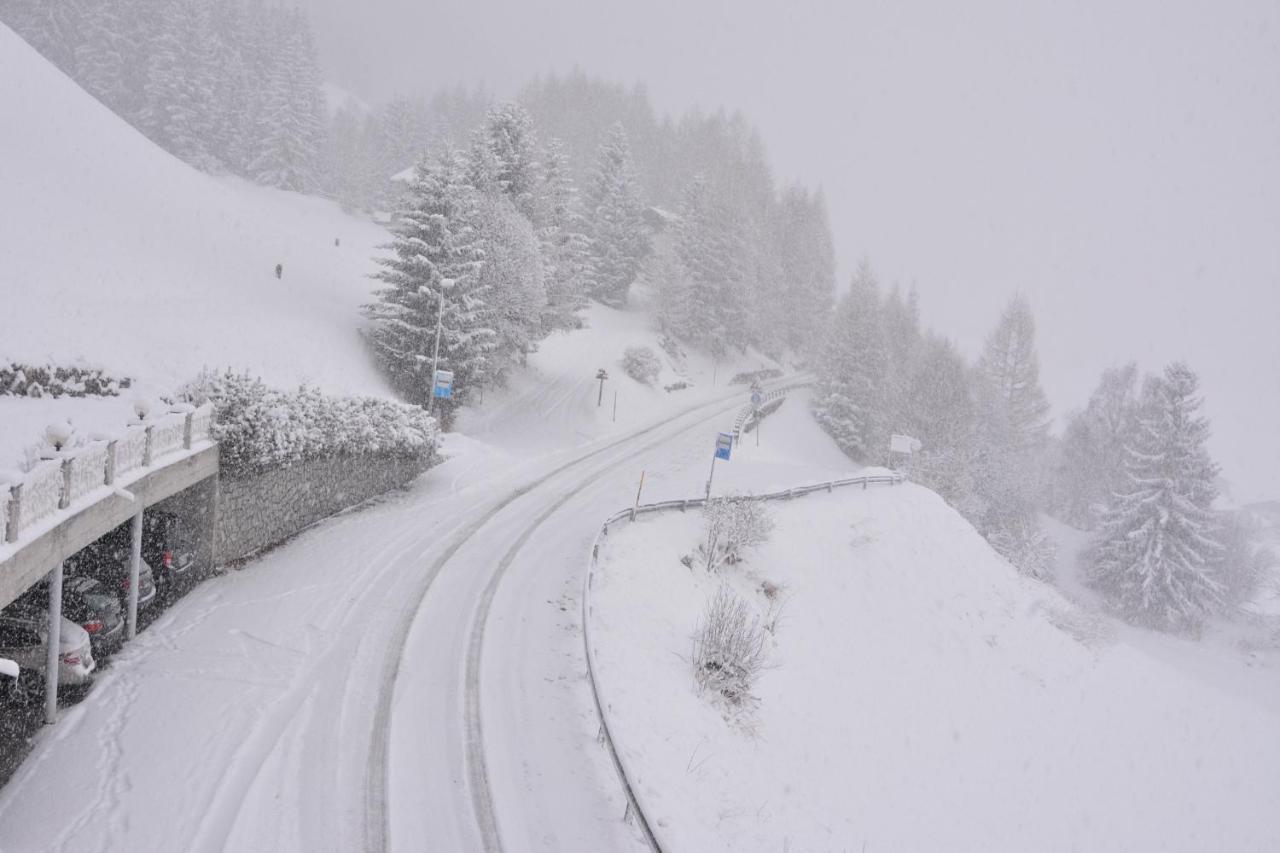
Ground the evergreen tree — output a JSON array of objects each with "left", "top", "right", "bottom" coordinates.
[
  {"left": 478, "top": 102, "right": 540, "bottom": 219},
  {"left": 471, "top": 193, "right": 546, "bottom": 377},
  {"left": 671, "top": 175, "right": 749, "bottom": 355},
  {"left": 583, "top": 123, "right": 650, "bottom": 307},
  {"left": 364, "top": 152, "right": 495, "bottom": 412},
  {"left": 1053, "top": 363, "right": 1140, "bottom": 528},
  {"left": 1089, "top": 363, "right": 1224, "bottom": 631},
  {"left": 537, "top": 138, "right": 593, "bottom": 327},
  {"left": 774, "top": 186, "right": 835, "bottom": 355},
  {"left": 971, "top": 295, "right": 1054, "bottom": 577},
  {"left": 811, "top": 261, "right": 889, "bottom": 461}
]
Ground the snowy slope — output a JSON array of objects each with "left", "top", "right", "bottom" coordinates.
[
  {"left": 0, "top": 24, "right": 390, "bottom": 398},
  {"left": 593, "top": 465, "right": 1280, "bottom": 850}
]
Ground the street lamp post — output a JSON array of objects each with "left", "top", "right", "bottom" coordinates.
[{"left": 427, "top": 280, "right": 449, "bottom": 416}]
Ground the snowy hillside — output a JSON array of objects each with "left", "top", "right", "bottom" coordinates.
[
  {"left": 592, "top": 468, "right": 1280, "bottom": 850},
  {"left": 0, "top": 24, "right": 389, "bottom": 398}
]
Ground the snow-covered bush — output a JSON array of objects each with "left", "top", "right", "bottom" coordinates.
[
  {"left": 176, "top": 370, "right": 438, "bottom": 476},
  {"left": 0, "top": 363, "right": 129, "bottom": 398},
  {"left": 699, "top": 496, "right": 775, "bottom": 572},
  {"left": 729, "top": 368, "right": 782, "bottom": 386},
  {"left": 1211, "top": 512, "right": 1277, "bottom": 611},
  {"left": 693, "top": 584, "right": 768, "bottom": 707},
  {"left": 620, "top": 346, "right": 662, "bottom": 385}
]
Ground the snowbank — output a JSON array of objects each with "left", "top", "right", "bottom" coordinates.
[{"left": 593, "top": 483, "right": 1280, "bottom": 851}]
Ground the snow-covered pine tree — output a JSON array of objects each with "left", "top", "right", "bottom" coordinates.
[
  {"left": 1053, "top": 363, "right": 1140, "bottom": 529},
  {"left": 670, "top": 175, "right": 750, "bottom": 355},
  {"left": 1088, "top": 362, "right": 1224, "bottom": 631},
  {"left": 247, "top": 10, "right": 325, "bottom": 192},
  {"left": 811, "top": 261, "right": 890, "bottom": 461},
  {"left": 970, "top": 295, "right": 1054, "bottom": 576},
  {"left": 471, "top": 193, "right": 546, "bottom": 378},
  {"left": 477, "top": 102, "right": 540, "bottom": 220},
  {"left": 364, "top": 151, "right": 495, "bottom": 412},
  {"left": 536, "top": 138, "right": 593, "bottom": 328},
  {"left": 774, "top": 185, "right": 836, "bottom": 357},
  {"left": 583, "top": 123, "right": 650, "bottom": 307}
]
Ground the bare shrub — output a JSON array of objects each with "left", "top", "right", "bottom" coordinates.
[
  {"left": 699, "top": 496, "right": 775, "bottom": 571},
  {"left": 620, "top": 345, "right": 662, "bottom": 385},
  {"left": 693, "top": 584, "right": 768, "bottom": 706}
]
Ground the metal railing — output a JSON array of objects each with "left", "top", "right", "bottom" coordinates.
[
  {"left": 731, "top": 377, "right": 814, "bottom": 441},
  {"left": 582, "top": 468, "right": 904, "bottom": 851}
]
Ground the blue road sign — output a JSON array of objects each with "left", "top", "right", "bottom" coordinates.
[
  {"left": 433, "top": 369, "right": 454, "bottom": 399},
  {"left": 715, "top": 432, "right": 733, "bottom": 461},
  {"left": 750, "top": 391, "right": 763, "bottom": 407}
]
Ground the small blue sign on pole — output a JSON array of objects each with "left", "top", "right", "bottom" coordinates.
[
  {"left": 714, "top": 432, "right": 733, "bottom": 461},
  {"left": 432, "top": 369, "right": 454, "bottom": 399},
  {"left": 750, "top": 391, "right": 763, "bottom": 407}
]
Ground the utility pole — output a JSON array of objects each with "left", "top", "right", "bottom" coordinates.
[{"left": 612, "top": 390, "right": 618, "bottom": 422}]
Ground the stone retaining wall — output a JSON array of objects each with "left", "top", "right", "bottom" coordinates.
[{"left": 215, "top": 452, "right": 431, "bottom": 565}]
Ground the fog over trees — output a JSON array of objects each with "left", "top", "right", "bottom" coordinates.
[{"left": 2, "top": 0, "right": 1271, "bottom": 630}]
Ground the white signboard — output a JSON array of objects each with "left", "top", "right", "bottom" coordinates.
[{"left": 890, "top": 434, "right": 922, "bottom": 454}]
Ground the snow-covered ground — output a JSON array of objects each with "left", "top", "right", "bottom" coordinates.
[
  {"left": 0, "top": 24, "right": 390, "bottom": 471},
  {"left": 591, "top": 422, "right": 1280, "bottom": 851}
]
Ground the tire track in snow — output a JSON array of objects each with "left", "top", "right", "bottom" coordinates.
[{"left": 366, "top": 385, "right": 762, "bottom": 853}]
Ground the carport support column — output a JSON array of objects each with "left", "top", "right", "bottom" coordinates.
[
  {"left": 127, "top": 508, "right": 143, "bottom": 640},
  {"left": 44, "top": 561, "right": 64, "bottom": 725}
]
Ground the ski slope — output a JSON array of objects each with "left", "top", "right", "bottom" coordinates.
[{"left": 0, "top": 24, "right": 391, "bottom": 471}]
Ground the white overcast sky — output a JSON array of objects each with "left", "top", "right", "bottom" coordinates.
[{"left": 304, "top": 0, "right": 1280, "bottom": 503}]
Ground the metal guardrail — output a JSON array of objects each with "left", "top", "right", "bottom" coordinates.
[
  {"left": 731, "top": 377, "right": 814, "bottom": 441},
  {"left": 582, "top": 469, "right": 904, "bottom": 851}
]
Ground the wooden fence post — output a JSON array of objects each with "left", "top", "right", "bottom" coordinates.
[
  {"left": 142, "top": 424, "right": 155, "bottom": 467},
  {"left": 183, "top": 412, "right": 194, "bottom": 450}
]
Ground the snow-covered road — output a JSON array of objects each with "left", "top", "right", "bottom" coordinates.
[{"left": 0, "top": 383, "right": 762, "bottom": 853}]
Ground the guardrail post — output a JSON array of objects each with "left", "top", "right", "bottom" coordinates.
[
  {"left": 6, "top": 484, "right": 22, "bottom": 543},
  {"left": 142, "top": 424, "right": 155, "bottom": 467},
  {"left": 183, "top": 411, "right": 194, "bottom": 450},
  {"left": 104, "top": 440, "right": 118, "bottom": 485},
  {"left": 58, "top": 457, "right": 73, "bottom": 509}
]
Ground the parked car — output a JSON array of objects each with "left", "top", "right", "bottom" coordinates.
[
  {"left": 72, "top": 511, "right": 196, "bottom": 606},
  {"left": 11, "top": 576, "right": 125, "bottom": 658},
  {"left": 143, "top": 510, "right": 199, "bottom": 599},
  {"left": 0, "top": 610, "right": 95, "bottom": 698},
  {"left": 65, "top": 527, "right": 158, "bottom": 614}
]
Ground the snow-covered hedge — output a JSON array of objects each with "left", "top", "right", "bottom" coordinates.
[
  {"left": 177, "top": 371, "right": 438, "bottom": 476},
  {"left": 1, "top": 362, "right": 131, "bottom": 398},
  {"left": 620, "top": 346, "right": 662, "bottom": 385}
]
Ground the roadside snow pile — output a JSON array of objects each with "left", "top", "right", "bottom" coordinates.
[
  {"left": 591, "top": 482, "right": 1280, "bottom": 852},
  {"left": 0, "top": 25, "right": 389, "bottom": 396},
  {"left": 178, "top": 371, "right": 437, "bottom": 476}
]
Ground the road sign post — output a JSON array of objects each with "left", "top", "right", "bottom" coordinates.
[
  {"left": 706, "top": 432, "right": 733, "bottom": 499},
  {"left": 750, "top": 387, "right": 763, "bottom": 447},
  {"left": 596, "top": 368, "right": 609, "bottom": 407},
  {"left": 426, "top": 282, "right": 448, "bottom": 416},
  {"left": 432, "top": 369, "right": 454, "bottom": 400}
]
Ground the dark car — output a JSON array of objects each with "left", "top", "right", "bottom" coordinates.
[
  {"left": 12, "top": 576, "right": 125, "bottom": 658},
  {"left": 142, "top": 510, "right": 199, "bottom": 600},
  {"left": 65, "top": 523, "right": 159, "bottom": 613}
]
